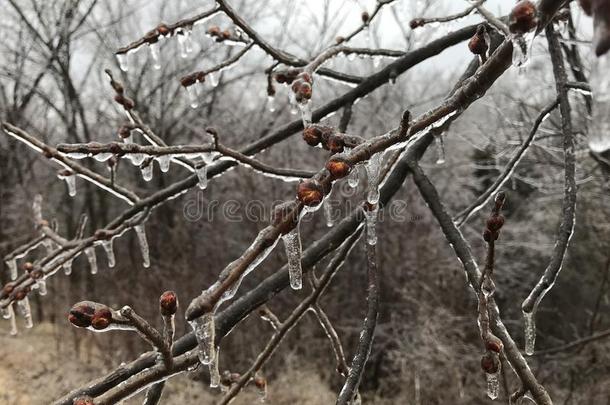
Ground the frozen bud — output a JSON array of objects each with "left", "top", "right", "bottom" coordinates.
[
  {"left": 2, "top": 282, "right": 15, "bottom": 295},
  {"left": 160, "top": 291, "right": 178, "bottom": 316},
  {"left": 297, "top": 180, "right": 324, "bottom": 206},
  {"left": 29, "top": 269, "right": 43, "bottom": 280},
  {"left": 486, "top": 215, "right": 505, "bottom": 232},
  {"left": 409, "top": 18, "right": 425, "bottom": 30},
  {"left": 486, "top": 336, "right": 503, "bottom": 353},
  {"left": 361, "top": 11, "right": 370, "bottom": 23},
  {"left": 73, "top": 396, "right": 95, "bottom": 405},
  {"left": 509, "top": 1, "right": 538, "bottom": 34},
  {"left": 494, "top": 191, "right": 506, "bottom": 210},
  {"left": 297, "top": 72, "right": 313, "bottom": 84},
  {"left": 468, "top": 25, "right": 489, "bottom": 55},
  {"left": 114, "top": 94, "right": 135, "bottom": 110},
  {"left": 303, "top": 126, "right": 323, "bottom": 146},
  {"left": 253, "top": 375, "right": 267, "bottom": 390},
  {"left": 94, "top": 229, "right": 112, "bottom": 240},
  {"left": 222, "top": 30, "right": 231, "bottom": 40},
  {"left": 298, "top": 82, "right": 313, "bottom": 100},
  {"left": 327, "top": 134, "right": 344, "bottom": 154},
  {"left": 91, "top": 307, "right": 113, "bottom": 330},
  {"left": 59, "top": 168, "right": 74, "bottom": 177},
  {"left": 68, "top": 301, "right": 96, "bottom": 328},
  {"left": 483, "top": 229, "right": 493, "bottom": 242},
  {"left": 326, "top": 156, "right": 352, "bottom": 179},
  {"left": 157, "top": 23, "right": 170, "bottom": 36},
  {"left": 23, "top": 262, "right": 34, "bottom": 272},
  {"left": 208, "top": 26, "right": 221, "bottom": 36},
  {"left": 14, "top": 288, "right": 29, "bottom": 301},
  {"left": 42, "top": 147, "right": 54, "bottom": 159},
  {"left": 180, "top": 74, "right": 197, "bottom": 87},
  {"left": 480, "top": 351, "right": 500, "bottom": 374}
]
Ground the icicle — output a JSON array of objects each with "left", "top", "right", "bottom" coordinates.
[
  {"left": 267, "top": 95, "right": 276, "bottom": 112},
  {"left": 129, "top": 153, "right": 146, "bottom": 166},
  {"left": 365, "top": 152, "right": 382, "bottom": 204},
  {"left": 323, "top": 196, "right": 335, "bottom": 228},
  {"left": 177, "top": 29, "right": 193, "bottom": 58},
  {"left": 85, "top": 247, "right": 98, "bottom": 274},
  {"left": 101, "top": 240, "right": 116, "bottom": 268},
  {"left": 8, "top": 304, "right": 17, "bottom": 335},
  {"left": 63, "top": 259, "right": 73, "bottom": 275},
  {"left": 208, "top": 72, "right": 219, "bottom": 88},
  {"left": 65, "top": 174, "right": 77, "bottom": 197},
  {"left": 523, "top": 310, "right": 536, "bottom": 355},
  {"left": 116, "top": 53, "right": 129, "bottom": 72},
  {"left": 134, "top": 225, "right": 151, "bottom": 268},
  {"left": 7, "top": 258, "right": 18, "bottom": 280},
  {"left": 209, "top": 346, "right": 221, "bottom": 388},
  {"left": 141, "top": 163, "right": 153, "bottom": 182},
  {"left": 1, "top": 305, "right": 11, "bottom": 319},
  {"left": 157, "top": 155, "right": 171, "bottom": 172},
  {"left": 364, "top": 205, "right": 379, "bottom": 246},
  {"left": 486, "top": 371, "right": 500, "bottom": 400},
  {"left": 435, "top": 133, "right": 446, "bottom": 164},
  {"left": 373, "top": 55, "right": 381, "bottom": 68},
  {"left": 17, "top": 297, "right": 33, "bottom": 328},
  {"left": 196, "top": 164, "right": 208, "bottom": 189},
  {"left": 189, "top": 312, "right": 216, "bottom": 365},
  {"left": 149, "top": 42, "right": 161, "bottom": 70},
  {"left": 36, "top": 279, "right": 47, "bottom": 296},
  {"left": 186, "top": 84, "right": 200, "bottom": 109},
  {"left": 348, "top": 165, "right": 360, "bottom": 188},
  {"left": 298, "top": 102, "right": 313, "bottom": 128},
  {"left": 281, "top": 224, "right": 302, "bottom": 290}
]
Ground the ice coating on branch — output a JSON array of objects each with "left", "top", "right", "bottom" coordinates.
[
  {"left": 435, "top": 133, "right": 446, "bottom": 165},
  {"left": 134, "top": 225, "right": 151, "bottom": 268},
  {"left": 116, "top": 53, "right": 129, "bottom": 72},
  {"left": 7, "top": 304, "right": 17, "bottom": 335},
  {"left": 196, "top": 164, "right": 208, "bottom": 189},
  {"left": 7, "top": 258, "right": 18, "bottom": 280},
  {"left": 141, "top": 163, "right": 153, "bottom": 182},
  {"left": 365, "top": 152, "right": 383, "bottom": 204},
  {"left": 364, "top": 205, "right": 379, "bottom": 246},
  {"left": 63, "top": 259, "right": 73, "bottom": 275},
  {"left": 17, "top": 296, "right": 33, "bottom": 328},
  {"left": 129, "top": 153, "right": 146, "bottom": 166},
  {"left": 2, "top": 305, "right": 11, "bottom": 319},
  {"left": 177, "top": 28, "right": 193, "bottom": 58},
  {"left": 157, "top": 155, "right": 171, "bottom": 172},
  {"left": 101, "top": 240, "right": 116, "bottom": 268},
  {"left": 523, "top": 310, "right": 536, "bottom": 355},
  {"left": 190, "top": 311, "right": 216, "bottom": 365},
  {"left": 149, "top": 42, "right": 161, "bottom": 70},
  {"left": 85, "top": 247, "right": 98, "bottom": 274},
  {"left": 282, "top": 224, "right": 303, "bottom": 290},
  {"left": 93, "top": 153, "right": 113, "bottom": 162},
  {"left": 486, "top": 371, "right": 499, "bottom": 400}
]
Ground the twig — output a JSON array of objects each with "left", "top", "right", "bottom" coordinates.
[
  {"left": 410, "top": 0, "right": 483, "bottom": 29},
  {"left": 311, "top": 304, "right": 349, "bottom": 377},
  {"left": 532, "top": 328, "right": 610, "bottom": 356},
  {"left": 120, "top": 306, "right": 172, "bottom": 370}
]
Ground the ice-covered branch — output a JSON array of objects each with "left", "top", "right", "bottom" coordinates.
[
  {"left": 410, "top": 0, "right": 483, "bottom": 30},
  {"left": 56, "top": 142, "right": 215, "bottom": 156},
  {"left": 217, "top": 230, "right": 361, "bottom": 405},
  {"left": 521, "top": 24, "right": 577, "bottom": 355},
  {"left": 311, "top": 304, "right": 349, "bottom": 377}
]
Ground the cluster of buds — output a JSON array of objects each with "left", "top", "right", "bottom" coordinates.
[
  {"left": 291, "top": 72, "right": 313, "bottom": 104},
  {"left": 68, "top": 301, "right": 114, "bottom": 330},
  {"left": 302, "top": 124, "right": 362, "bottom": 153},
  {"left": 24, "top": 262, "right": 43, "bottom": 280},
  {"left": 105, "top": 69, "right": 135, "bottom": 110},
  {"left": 180, "top": 71, "right": 206, "bottom": 88},
  {"left": 468, "top": 25, "right": 489, "bottom": 58},
  {"left": 159, "top": 290, "right": 178, "bottom": 316},
  {"left": 207, "top": 26, "right": 245, "bottom": 43},
  {"left": 509, "top": 0, "right": 538, "bottom": 34},
  {"left": 220, "top": 370, "right": 243, "bottom": 388},
  {"left": 1, "top": 282, "right": 30, "bottom": 301},
  {"left": 483, "top": 192, "right": 506, "bottom": 242}
]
